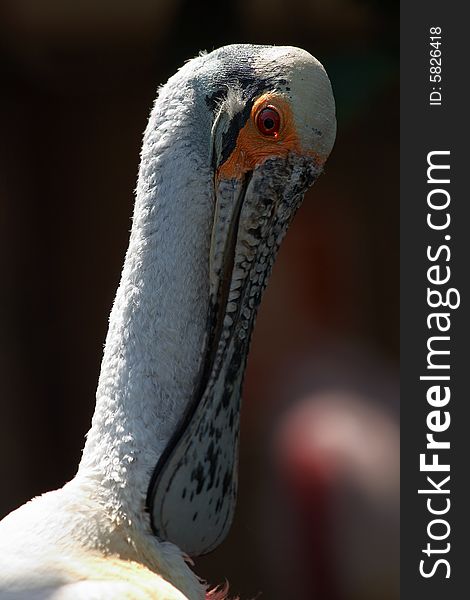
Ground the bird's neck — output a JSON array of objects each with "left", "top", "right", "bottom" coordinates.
[{"left": 78, "top": 81, "right": 214, "bottom": 526}]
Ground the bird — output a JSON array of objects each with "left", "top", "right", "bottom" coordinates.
[{"left": 0, "top": 44, "right": 336, "bottom": 599}]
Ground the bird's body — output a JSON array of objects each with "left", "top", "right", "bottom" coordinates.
[
  {"left": 0, "top": 480, "right": 200, "bottom": 598},
  {"left": 0, "top": 44, "right": 335, "bottom": 598}
]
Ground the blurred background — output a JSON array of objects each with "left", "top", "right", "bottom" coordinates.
[{"left": 0, "top": 1, "right": 398, "bottom": 599}]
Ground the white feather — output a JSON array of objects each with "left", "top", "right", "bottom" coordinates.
[
  {"left": 0, "top": 50, "right": 213, "bottom": 600},
  {"left": 0, "top": 43, "right": 336, "bottom": 599}
]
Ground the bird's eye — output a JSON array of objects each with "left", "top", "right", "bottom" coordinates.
[{"left": 256, "top": 106, "right": 281, "bottom": 137}]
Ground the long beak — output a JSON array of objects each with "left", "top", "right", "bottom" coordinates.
[{"left": 147, "top": 155, "right": 320, "bottom": 556}]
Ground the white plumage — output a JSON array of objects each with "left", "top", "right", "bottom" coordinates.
[{"left": 0, "top": 44, "right": 336, "bottom": 599}]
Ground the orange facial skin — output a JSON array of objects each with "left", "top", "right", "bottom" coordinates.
[{"left": 217, "top": 92, "right": 322, "bottom": 181}]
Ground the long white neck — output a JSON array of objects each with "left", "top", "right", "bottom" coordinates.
[{"left": 78, "top": 69, "right": 214, "bottom": 524}]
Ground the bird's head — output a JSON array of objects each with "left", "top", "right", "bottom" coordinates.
[{"left": 146, "top": 44, "right": 336, "bottom": 556}]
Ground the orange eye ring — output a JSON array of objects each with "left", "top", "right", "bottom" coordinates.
[{"left": 256, "top": 105, "right": 281, "bottom": 137}]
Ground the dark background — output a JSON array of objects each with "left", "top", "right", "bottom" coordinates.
[
  {"left": 0, "top": 1, "right": 398, "bottom": 599},
  {"left": 400, "top": 3, "right": 468, "bottom": 599}
]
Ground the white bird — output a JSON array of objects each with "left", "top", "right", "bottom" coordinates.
[{"left": 0, "top": 44, "right": 336, "bottom": 599}]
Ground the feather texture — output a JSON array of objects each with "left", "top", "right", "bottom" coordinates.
[{"left": 0, "top": 44, "right": 336, "bottom": 599}]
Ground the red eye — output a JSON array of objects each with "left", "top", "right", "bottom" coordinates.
[{"left": 256, "top": 106, "right": 281, "bottom": 137}]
